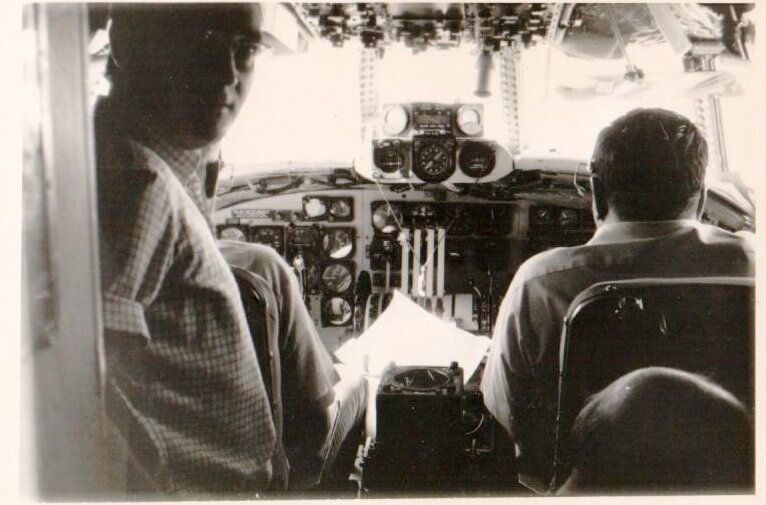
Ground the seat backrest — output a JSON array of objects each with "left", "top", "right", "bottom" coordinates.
[
  {"left": 551, "top": 276, "right": 754, "bottom": 490},
  {"left": 231, "top": 266, "right": 289, "bottom": 490}
]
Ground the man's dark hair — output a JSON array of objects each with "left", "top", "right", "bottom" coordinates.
[
  {"left": 106, "top": 4, "right": 175, "bottom": 87},
  {"left": 107, "top": 4, "right": 260, "bottom": 94},
  {"left": 565, "top": 367, "right": 752, "bottom": 494},
  {"left": 591, "top": 108, "right": 708, "bottom": 221}
]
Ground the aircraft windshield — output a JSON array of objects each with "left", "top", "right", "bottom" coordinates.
[{"left": 218, "top": 17, "right": 756, "bottom": 190}]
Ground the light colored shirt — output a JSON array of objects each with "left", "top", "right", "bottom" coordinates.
[
  {"left": 481, "top": 219, "right": 754, "bottom": 477},
  {"left": 218, "top": 240, "right": 342, "bottom": 488},
  {"left": 96, "top": 99, "right": 276, "bottom": 493},
  {"left": 218, "top": 241, "right": 340, "bottom": 410}
]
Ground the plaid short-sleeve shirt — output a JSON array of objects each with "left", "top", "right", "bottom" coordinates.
[{"left": 96, "top": 99, "right": 276, "bottom": 494}]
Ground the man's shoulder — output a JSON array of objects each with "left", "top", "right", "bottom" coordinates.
[
  {"left": 514, "top": 245, "right": 591, "bottom": 285},
  {"left": 98, "top": 133, "right": 181, "bottom": 199},
  {"left": 694, "top": 222, "right": 755, "bottom": 252},
  {"left": 219, "top": 240, "right": 287, "bottom": 272},
  {"left": 512, "top": 222, "right": 755, "bottom": 288},
  {"left": 95, "top": 101, "right": 173, "bottom": 179},
  {"left": 99, "top": 133, "right": 169, "bottom": 174}
]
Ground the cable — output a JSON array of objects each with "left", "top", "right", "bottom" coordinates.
[
  {"left": 573, "top": 161, "right": 590, "bottom": 199},
  {"left": 373, "top": 169, "right": 492, "bottom": 298},
  {"left": 372, "top": 177, "right": 418, "bottom": 265}
]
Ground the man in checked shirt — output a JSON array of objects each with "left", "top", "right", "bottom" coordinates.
[{"left": 95, "top": 4, "right": 342, "bottom": 495}]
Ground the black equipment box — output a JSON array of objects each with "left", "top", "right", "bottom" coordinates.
[
  {"left": 361, "top": 362, "right": 520, "bottom": 495},
  {"left": 364, "top": 363, "right": 465, "bottom": 491}
]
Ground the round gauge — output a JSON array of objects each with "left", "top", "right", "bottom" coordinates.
[
  {"left": 373, "top": 142, "right": 405, "bottom": 173},
  {"left": 414, "top": 142, "right": 455, "bottom": 182},
  {"left": 321, "top": 263, "right": 353, "bottom": 294},
  {"left": 458, "top": 141, "right": 495, "bottom": 178},
  {"left": 329, "top": 199, "right": 352, "bottom": 220},
  {"left": 532, "top": 207, "right": 554, "bottom": 226},
  {"left": 558, "top": 209, "right": 580, "bottom": 227},
  {"left": 323, "top": 297, "right": 353, "bottom": 326},
  {"left": 456, "top": 105, "right": 482, "bottom": 136},
  {"left": 219, "top": 226, "right": 248, "bottom": 242},
  {"left": 382, "top": 105, "right": 409, "bottom": 136},
  {"left": 372, "top": 203, "right": 402, "bottom": 234},
  {"left": 322, "top": 228, "right": 354, "bottom": 259},
  {"left": 303, "top": 197, "right": 327, "bottom": 219}
]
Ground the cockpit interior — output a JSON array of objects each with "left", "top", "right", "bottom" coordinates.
[
  {"left": 21, "top": 1, "right": 757, "bottom": 500},
  {"left": 211, "top": 2, "right": 754, "bottom": 350}
]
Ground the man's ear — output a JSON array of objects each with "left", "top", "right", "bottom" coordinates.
[
  {"left": 694, "top": 184, "right": 707, "bottom": 219},
  {"left": 107, "top": 22, "right": 129, "bottom": 70},
  {"left": 108, "top": 14, "right": 162, "bottom": 72},
  {"left": 590, "top": 174, "right": 608, "bottom": 222}
]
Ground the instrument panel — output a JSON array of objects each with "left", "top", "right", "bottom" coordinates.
[
  {"left": 370, "top": 201, "right": 514, "bottom": 236},
  {"left": 303, "top": 195, "right": 354, "bottom": 222},
  {"left": 217, "top": 195, "right": 361, "bottom": 340},
  {"left": 215, "top": 189, "right": 595, "bottom": 352},
  {"left": 359, "top": 102, "right": 512, "bottom": 184},
  {"left": 527, "top": 205, "right": 595, "bottom": 255}
]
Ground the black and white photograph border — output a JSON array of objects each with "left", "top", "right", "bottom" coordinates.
[{"left": 11, "top": 1, "right": 766, "bottom": 503}]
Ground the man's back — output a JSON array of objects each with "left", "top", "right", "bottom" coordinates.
[{"left": 481, "top": 219, "right": 754, "bottom": 479}]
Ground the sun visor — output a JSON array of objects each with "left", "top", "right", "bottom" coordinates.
[
  {"left": 259, "top": 4, "right": 313, "bottom": 56},
  {"left": 549, "top": 4, "right": 724, "bottom": 61},
  {"left": 553, "top": 31, "right": 622, "bottom": 60}
]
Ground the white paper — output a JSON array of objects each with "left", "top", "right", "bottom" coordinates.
[{"left": 334, "top": 291, "right": 490, "bottom": 384}]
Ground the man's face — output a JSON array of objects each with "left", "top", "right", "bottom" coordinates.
[{"left": 155, "top": 4, "right": 264, "bottom": 149}]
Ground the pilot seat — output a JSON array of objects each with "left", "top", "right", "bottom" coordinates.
[{"left": 551, "top": 276, "right": 755, "bottom": 491}]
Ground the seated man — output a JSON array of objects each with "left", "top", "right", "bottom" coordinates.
[
  {"left": 480, "top": 108, "right": 755, "bottom": 483},
  {"left": 558, "top": 367, "right": 752, "bottom": 493},
  {"left": 219, "top": 240, "right": 366, "bottom": 491}
]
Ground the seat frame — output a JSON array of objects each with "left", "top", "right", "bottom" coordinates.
[{"left": 550, "top": 276, "right": 754, "bottom": 491}]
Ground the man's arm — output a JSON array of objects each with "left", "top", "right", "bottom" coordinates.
[
  {"left": 482, "top": 274, "right": 557, "bottom": 482},
  {"left": 218, "top": 242, "right": 340, "bottom": 408},
  {"left": 482, "top": 279, "right": 536, "bottom": 440},
  {"left": 98, "top": 164, "right": 183, "bottom": 483},
  {"left": 218, "top": 241, "right": 340, "bottom": 487},
  {"left": 99, "top": 167, "right": 178, "bottom": 347}
]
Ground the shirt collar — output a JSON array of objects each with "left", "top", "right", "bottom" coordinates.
[
  {"left": 97, "top": 96, "right": 217, "bottom": 183},
  {"left": 139, "top": 120, "right": 206, "bottom": 183},
  {"left": 588, "top": 219, "right": 700, "bottom": 245}
]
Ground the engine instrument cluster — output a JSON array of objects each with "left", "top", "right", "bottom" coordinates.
[
  {"left": 364, "top": 103, "right": 511, "bottom": 184},
  {"left": 370, "top": 201, "right": 513, "bottom": 235},
  {"left": 367, "top": 200, "right": 517, "bottom": 333}
]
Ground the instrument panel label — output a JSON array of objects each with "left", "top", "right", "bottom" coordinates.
[{"left": 232, "top": 208, "right": 272, "bottom": 219}]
